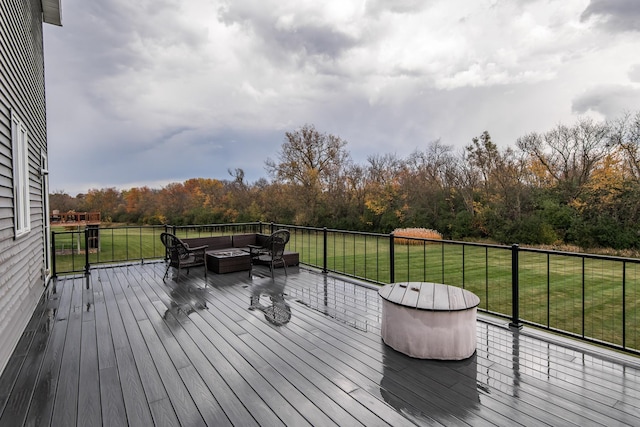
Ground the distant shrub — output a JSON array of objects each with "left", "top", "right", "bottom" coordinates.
[{"left": 393, "top": 228, "right": 443, "bottom": 245}]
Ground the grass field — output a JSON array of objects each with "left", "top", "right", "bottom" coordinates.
[{"left": 51, "top": 225, "right": 640, "bottom": 352}]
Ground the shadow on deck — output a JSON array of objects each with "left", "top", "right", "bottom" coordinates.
[{"left": 1, "top": 262, "right": 640, "bottom": 426}]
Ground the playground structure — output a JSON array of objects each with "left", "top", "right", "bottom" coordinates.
[
  {"left": 51, "top": 211, "right": 101, "bottom": 255},
  {"left": 50, "top": 210, "right": 101, "bottom": 227}
]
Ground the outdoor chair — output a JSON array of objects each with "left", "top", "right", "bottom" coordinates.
[
  {"left": 248, "top": 229, "right": 290, "bottom": 278},
  {"left": 160, "top": 232, "right": 208, "bottom": 281}
]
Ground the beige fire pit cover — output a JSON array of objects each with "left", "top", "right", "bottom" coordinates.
[{"left": 379, "top": 282, "right": 480, "bottom": 360}]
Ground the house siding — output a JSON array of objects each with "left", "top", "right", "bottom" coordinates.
[{"left": 0, "top": 0, "right": 50, "bottom": 375}]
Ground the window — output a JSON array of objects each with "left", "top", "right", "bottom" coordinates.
[{"left": 12, "top": 112, "right": 30, "bottom": 236}]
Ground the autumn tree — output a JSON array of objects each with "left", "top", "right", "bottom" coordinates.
[
  {"left": 571, "top": 150, "right": 640, "bottom": 248},
  {"left": 466, "top": 131, "right": 499, "bottom": 192},
  {"left": 461, "top": 131, "right": 506, "bottom": 241},
  {"left": 341, "top": 163, "right": 368, "bottom": 229},
  {"left": 158, "top": 183, "right": 190, "bottom": 224},
  {"left": 49, "top": 190, "right": 79, "bottom": 213},
  {"left": 83, "top": 188, "right": 123, "bottom": 222},
  {"left": 466, "top": 131, "right": 529, "bottom": 207},
  {"left": 265, "top": 124, "right": 351, "bottom": 225},
  {"left": 122, "top": 186, "right": 159, "bottom": 224},
  {"left": 362, "top": 153, "right": 405, "bottom": 231},
  {"left": 253, "top": 180, "right": 298, "bottom": 224},
  {"left": 450, "top": 132, "right": 499, "bottom": 237}
]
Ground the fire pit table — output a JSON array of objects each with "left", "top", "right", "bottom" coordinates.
[
  {"left": 206, "top": 249, "right": 251, "bottom": 274},
  {"left": 379, "top": 282, "right": 480, "bottom": 360}
]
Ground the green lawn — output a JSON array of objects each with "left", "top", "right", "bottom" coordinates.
[{"left": 51, "top": 225, "right": 640, "bottom": 352}]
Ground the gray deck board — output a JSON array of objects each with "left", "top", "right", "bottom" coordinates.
[{"left": 1, "top": 262, "right": 640, "bottom": 426}]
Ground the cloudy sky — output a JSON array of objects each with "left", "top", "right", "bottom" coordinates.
[{"left": 43, "top": 0, "right": 640, "bottom": 195}]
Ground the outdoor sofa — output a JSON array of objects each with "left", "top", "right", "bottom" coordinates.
[{"left": 182, "top": 233, "right": 300, "bottom": 269}]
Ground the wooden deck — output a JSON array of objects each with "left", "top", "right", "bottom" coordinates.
[{"left": 1, "top": 262, "right": 640, "bottom": 426}]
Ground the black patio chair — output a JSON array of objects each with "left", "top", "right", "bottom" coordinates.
[
  {"left": 248, "top": 229, "right": 290, "bottom": 278},
  {"left": 160, "top": 232, "right": 208, "bottom": 281}
]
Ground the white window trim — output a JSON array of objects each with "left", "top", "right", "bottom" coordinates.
[{"left": 11, "top": 111, "right": 31, "bottom": 237}]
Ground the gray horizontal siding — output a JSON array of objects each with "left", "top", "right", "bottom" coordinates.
[
  {"left": 0, "top": 0, "right": 50, "bottom": 376},
  {"left": 0, "top": 4, "right": 47, "bottom": 151}
]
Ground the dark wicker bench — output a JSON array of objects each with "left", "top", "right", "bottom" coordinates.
[{"left": 182, "top": 233, "right": 299, "bottom": 274}]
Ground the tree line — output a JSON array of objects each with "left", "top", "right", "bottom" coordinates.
[{"left": 50, "top": 113, "right": 640, "bottom": 251}]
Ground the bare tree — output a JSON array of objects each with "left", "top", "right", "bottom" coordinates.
[
  {"left": 402, "top": 140, "right": 458, "bottom": 226},
  {"left": 366, "top": 153, "right": 401, "bottom": 186},
  {"left": 610, "top": 111, "right": 640, "bottom": 179},
  {"left": 407, "top": 139, "right": 456, "bottom": 191},
  {"left": 517, "top": 118, "right": 611, "bottom": 201}
]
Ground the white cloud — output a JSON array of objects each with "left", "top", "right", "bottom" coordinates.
[
  {"left": 630, "top": 64, "right": 640, "bottom": 82},
  {"left": 573, "top": 84, "right": 640, "bottom": 118},
  {"left": 581, "top": 0, "right": 640, "bottom": 32}
]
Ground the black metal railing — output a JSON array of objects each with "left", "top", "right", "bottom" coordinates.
[
  {"left": 51, "top": 221, "right": 640, "bottom": 355},
  {"left": 168, "top": 222, "right": 264, "bottom": 239},
  {"left": 51, "top": 225, "right": 166, "bottom": 276}
]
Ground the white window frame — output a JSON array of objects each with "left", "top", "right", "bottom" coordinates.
[{"left": 12, "top": 111, "right": 31, "bottom": 237}]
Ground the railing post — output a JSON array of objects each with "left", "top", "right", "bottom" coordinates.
[
  {"left": 623, "top": 261, "right": 626, "bottom": 349},
  {"left": 323, "top": 227, "right": 328, "bottom": 273},
  {"left": 51, "top": 231, "right": 57, "bottom": 278},
  {"left": 270, "top": 222, "right": 275, "bottom": 234},
  {"left": 389, "top": 232, "right": 395, "bottom": 284},
  {"left": 84, "top": 228, "right": 90, "bottom": 274},
  {"left": 582, "top": 257, "right": 585, "bottom": 339},
  {"left": 510, "top": 244, "right": 522, "bottom": 329}
]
